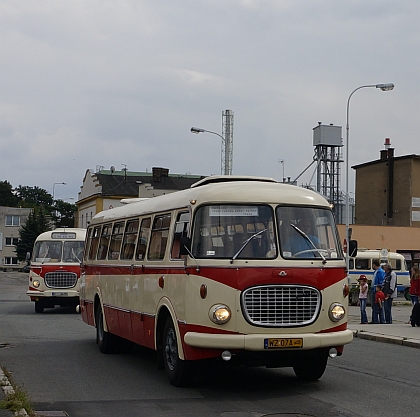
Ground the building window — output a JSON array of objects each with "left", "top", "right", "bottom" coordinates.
[
  {"left": 4, "top": 257, "right": 19, "bottom": 265},
  {"left": 5, "top": 237, "right": 19, "bottom": 246},
  {"left": 5, "top": 216, "right": 20, "bottom": 226}
]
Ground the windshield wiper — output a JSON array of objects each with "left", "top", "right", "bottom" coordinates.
[
  {"left": 41, "top": 248, "right": 49, "bottom": 264},
  {"left": 230, "top": 229, "right": 267, "bottom": 263},
  {"left": 71, "top": 248, "right": 81, "bottom": 263},
  {"left": 290, "top": 224, "right": 327, "bottom": 264}
]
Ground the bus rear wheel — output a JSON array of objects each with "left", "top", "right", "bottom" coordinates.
[
  {"left": 163, "top": 317, "right": 191, "bottom": 387},
  {"left": 96, "top": 306, "right": 117, "bottom": 354},
  {"left": 293, "top": 350, "right": 328, "bottom": 381}
]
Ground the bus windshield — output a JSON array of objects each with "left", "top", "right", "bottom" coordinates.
[
  {"left": 32, "top": 240, "right": 84, "bottom": 263},
  {"left": 191, "top": 205, "right": 276, "bottom": 259},
  {"left": 277, "top": 206, "right": 342, "bottom": 260}
]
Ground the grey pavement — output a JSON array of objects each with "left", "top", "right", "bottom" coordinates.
[{"left": 348, "top": 299, "right": 420, "bottom": 348}]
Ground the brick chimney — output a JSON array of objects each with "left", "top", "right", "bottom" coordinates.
[
  {"left": 152, "top": 167, "right": 169, "bottom": 182},
  {"left": 381, "top": 138, "right": 394, "bottom": 160}
]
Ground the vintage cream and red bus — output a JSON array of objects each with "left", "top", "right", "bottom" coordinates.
[
  {"left": 27, "top": 228, "right": 86, "bottom": 313},
  {"left": 79, "top": 176, "right": 352, "bottom": 386}
]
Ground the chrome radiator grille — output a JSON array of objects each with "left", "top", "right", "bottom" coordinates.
[
  {"left": 45, "top": 272, "right": 78, "bottom": 289},
  {"left": 242, "top": 285, "right": 321, "bottom": 327}
]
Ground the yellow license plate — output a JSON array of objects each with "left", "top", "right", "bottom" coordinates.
[{"left": 264, "top": 338, "right": 303, "bottom": 349}]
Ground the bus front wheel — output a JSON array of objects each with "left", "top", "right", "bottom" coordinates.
[
  {"left": 163, "top": 317, "right": 191, "bottom": 387},
  {"left": 96, "top": 307, "right": 117, "bottom": 354},
  {"left": 293, "top": 350, "right": 328, "bottom": 381},
  {"left": 34, "top": 301, "right": 44, "bottom": 314}
]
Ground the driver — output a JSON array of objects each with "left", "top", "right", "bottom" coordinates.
[{"left": 283, "top": 218, "right": 320, "bottom": 258}]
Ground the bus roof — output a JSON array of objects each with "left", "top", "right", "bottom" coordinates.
[
  {"left": 351, "top": 249, "right": 404, "bottom": 258},
  {"left": 90, "top": 177, "right": 331, "bottom": 224},
  {"left": 190, "top": 175, "right": 278, "bottom": 188}
]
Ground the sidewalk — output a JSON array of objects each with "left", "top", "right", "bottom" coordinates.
[{"left": 348, "top": 301, "right": 420, "bottom": 349}]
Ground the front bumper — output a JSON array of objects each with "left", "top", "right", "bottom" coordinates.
[
  {"left": 27, "top": 289, "right": 79, "bottom": 298},
  {"left": 184, "top": 329, "right": 353, "bottom": 351}
]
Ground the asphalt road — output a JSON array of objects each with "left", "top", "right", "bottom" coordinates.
[{"left": 1, "top": 271, "right": 419, "bottom": 417}]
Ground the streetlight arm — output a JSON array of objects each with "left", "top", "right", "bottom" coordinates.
[
  {"left": 52, "top": 182, "right": 66, "bottom": 200},
  {"left": 346, "top": 84, "right": 395, "bottom": 128},
  {"left": 190, "top": 127, "right": 225, "bottom": 143}
]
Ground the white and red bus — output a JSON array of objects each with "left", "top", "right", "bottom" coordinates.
[
  {"left": 79, "top": 176, "right": 352, "bottom": 386},
  {"left": 27, "top": 228, "right": 86, "bottom": 313}
]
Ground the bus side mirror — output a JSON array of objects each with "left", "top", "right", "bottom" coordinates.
[
  {"left": 349, "top": 240, "right": 358, "bottom": 257},
  {"left": 180, "top": 237, "right": 191, "bottom": 256},
  {"left": 26, "top": 252, "right": 31, "bottom": 261}
]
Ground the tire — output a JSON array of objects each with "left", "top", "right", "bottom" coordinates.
[
  {"left": 96, "top": 306, "right": 117, "bottom": 354},
  {"left": 163, "top": 317, "right": 191, "bottom": 387},
  {"left": 293, "top": 350, "right": 328, "bottom": 381},
  {"left": 34, "top": 301, "right": 44, "bottom": 314}
]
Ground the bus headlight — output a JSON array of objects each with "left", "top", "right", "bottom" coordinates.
[
  {"left": 209, "top": 304, "right": 231, "bottom": 324},
  {"left": 329, "top": 303, "right": 345, "bottom": 322},
  {"left": 33, "top": 280, "right": 40, "bottom": 288}
]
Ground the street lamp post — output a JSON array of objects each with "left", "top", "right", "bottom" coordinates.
[
  {"left": 52, "top": 182, "right": 66, "bottom": 200},
  {"left": 190, "top": 127, "right": 227, "bottom": 175},
  {"left": 278, "top": 159, "right": 285, "bottom": 182},
  {"left": 345, "top": 83, "right": 394, "bottom": 271}
]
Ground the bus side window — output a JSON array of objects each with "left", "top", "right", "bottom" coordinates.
[
  {"left": 136, "top": 218, "right": 151, "bottom": 261},
  {"left": 148, "top": 214, "right": 171, "bottom": 260},
  {"left": 87, "top": 226, "right": 101, "bottom": 260},
  {"left": 355, "top": 259, "right": 369, "bottom": 270},
  {"left": 171, "top": 212, "right": 190, "bottom": 259},
  {"left": 108, "top": 222, "right": 125, "bottom": 260},
  {"left": 395, "top": 260, "right": 401, "bottom": 270},
  {"left": 121, "top": 219, "right": 139, "bottom": 260},
  {"left": 349, "top": 259, "right": 354, "bottom": 270},
  {"left": 97, "top": 224, "right": 112, "bottom": 260}
]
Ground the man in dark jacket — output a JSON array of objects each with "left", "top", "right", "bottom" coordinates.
[{"left": 382, "top": 263, "right": 397, "bottom": 324}]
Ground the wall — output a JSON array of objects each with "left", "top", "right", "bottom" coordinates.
[{"left": 337, "top": 223, "right": 420, "bottom": 253}]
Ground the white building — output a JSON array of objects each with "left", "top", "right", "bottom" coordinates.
[{"left": 0, "top": 206, "right": 32, "bottom": 271}]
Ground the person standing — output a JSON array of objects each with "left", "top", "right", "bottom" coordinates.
[
  {"left": 382, "top": 263, "right": 397, "bottom": 324},
  {"left": 358, "top": 275, "right": 369, "bottom": 324},
  {"left": 371, "top": 260, "right": 385, "bottom": 323},
  {"left": 373, "top": 284, "right": 386, "bottom": 324},
  {"left": 409, "top": 266, "right": 420, "bottom": 305},
  {"left": 408, "top": 266, "right": 420, "bottom": 325}
]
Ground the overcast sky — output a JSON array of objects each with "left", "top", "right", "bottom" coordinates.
[{"left": 1, "top": 0, "right": 419, "bottom": 202}]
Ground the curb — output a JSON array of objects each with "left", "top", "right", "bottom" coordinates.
[
  {"left": 0, "top": 368, "right": 28, "bottom": 416},
  {"left": 351, "top": 329, "right": 420, "bottom": 349}
]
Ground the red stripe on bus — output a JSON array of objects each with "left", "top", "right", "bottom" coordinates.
[
  {"left": 31, "top": 264, "right": 81, "bottom": 278},
  {"left": 82, "top": 265, "right": 345, "bottom": 291}
]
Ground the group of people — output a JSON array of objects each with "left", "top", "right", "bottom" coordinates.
[
  {"left": 357, "top": 260, "right": 419, "bottom": 325},
  {"left": 357, "top": 260, "right": 396, "bottom": 324}
]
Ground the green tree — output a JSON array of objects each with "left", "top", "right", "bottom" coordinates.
[
  {"left": 14, "top": 185, "right": 54, "bottom": 211},
  {"left": 52, "top": 200, "right": 77, "bottom": 228},
  {"left": 0, "top": 180, "right": 18, "bottom": 207},
  {"left": 15, "top": 207, "right": 51, "bottom": 261}
]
